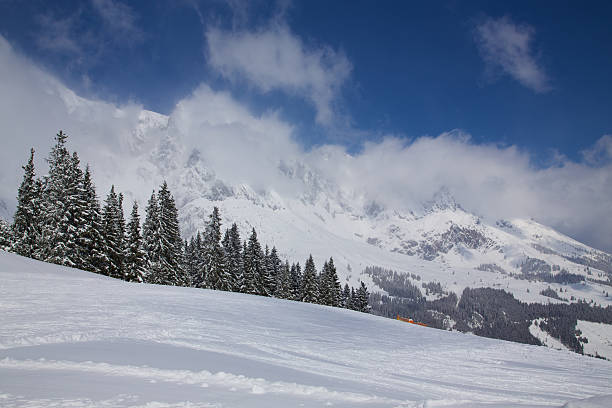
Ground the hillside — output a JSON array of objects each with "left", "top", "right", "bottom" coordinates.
[{"left": 1, "top": 250, "right": 612, "bottom": 407}]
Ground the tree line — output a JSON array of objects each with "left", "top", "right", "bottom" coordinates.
[{"left": 2, "top": 131, "right": 370, "bottom": 313}]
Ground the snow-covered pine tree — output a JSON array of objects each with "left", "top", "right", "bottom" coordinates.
[
  {"left": 261, "top": 245, "right": 275, "bottom": 296},
  {"left": 157, "top": 181, "right": 188, "bottom": 286},
  {"left": 228, "top": 223, "right": 243, "bottom": 292},
  {"left": 142, "top": 191, "right": 163, "bottom": 283},
  {"left": 80, "top": 165, "right": 108, "bottom": 274},
  {"left": 319, "top": 260, "right": 330, "bottom": 305},
  {"left": 102, "top": 186, "right": 125, "bottom": 279},
  {"left": 66, "top": 152, "right": 88, "bottom": 270},
  {"left": 275, "top": 260, "right": 292, "bottom": 299},
  {"left": 266, "top": 246, "right": 281, "bottom": 296},
  {"left": 355, "top": 282, "right": 371, "bottom": 313},
  {"left": 241, "top": 240, "right": 248, "bottom": 292},
  {"left": 12, "top": 148, "right": 41, "bottom": 258},
  {"left": 0, "top": 218, "right": 12, "bottom": 251},
  {"left": 39, "top": 131, "right": 74, "bottom": 266},
  {"left": 350, "top": 287, "right": 357, "bottom": 310},
  {"left": 341, "top": 283, "right": 351, "bottom": 309},
  {"left": 290, "top": 262, "right": 302, "bottom": 301},
  {"left": 243, "top": 228, "right": 264, "bottom": 295},
  {"left": 326, "top": 257, "right": 341, "bottom": 307},
  {"left": 124, "top": 201, "right": 146, "bottom": 282},
  {"left": 117, "top": 193, "right": 126, "bottom": 254},
  {"left": 201, "top": 207, "right": 226, "bottom": 290},
  {"left": 301, "top": 255, "right": 319, "bottom": 303}
]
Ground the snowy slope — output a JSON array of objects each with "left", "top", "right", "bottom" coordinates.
[{"left": 1, "top": 250, "right": 612, "bottom": 407}]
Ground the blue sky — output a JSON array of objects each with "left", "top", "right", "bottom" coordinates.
[
  {"left": 2, "top": 0, "right": 611, "bottom": 161},
  {"left": 1, "top": 0, "right": 612, "bottom": 252}
]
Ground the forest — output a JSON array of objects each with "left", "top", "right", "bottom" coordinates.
[{"left": 0, "top": 131, "right": 371, "bottom": 313}]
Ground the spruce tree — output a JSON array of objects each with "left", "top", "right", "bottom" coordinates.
[
  {"left": 124, "top": 202, "right": 146, "bottom": 282},
  {"left": 102, "top": 186, "right": 124, "bottom": 278},
  {"left": 142, "top": 191, "right": 162, "bottom": 283},
  {"left": 12, "top": 148, "right": 41, "bottom": 258},
  {"left": 0, "top": 218, "right": 12, "bottom": 251},
  {"left": 80, "top": 166, "right": 108, "bottom": 274},
  {"left": 275, "top": 260, "right": 292, "bottom": 299},
  {"left": 301, "top": 255, "right": 319, "bottom": 303},
  {"left": 290, "top": 262, "right": 302, "bottom": 301},
  {"left": 325, "top": 257, "right": 341, "bottom": 307},
  {"left": 66, "top": 152, "right": 88, "bottom": 270},
  {"left": 39, "top": 131, "right": 74, "bottom": 266},
  {"left": 341, "top": 283, "right": 351, "bottom": 308},
  {"left": 201, "top": 207, "right": 226, "bottom": 290},
  {"left": 319, "top": 260, "right": 331, "bottom": 305},
  {"left": 243, "top": 228, "right": 263, "bottom": 295},
  {"left": 356, "top": 282, "right": 371, "bottom": 313},
  {"left": 266, "top": 246, "right": 281, "bottom": 296},
  {"left": 227, "top": 223, "right": 243, "bottom": 292},
  {"left": 157, "top": 181, "right": 187, "bottom": 286}
]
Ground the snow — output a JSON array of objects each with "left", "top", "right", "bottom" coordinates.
[
  {"left": 2, "top": 250, "right": 612, "bottom": 407},
  {"left": 577, "top": 320, "right": 612, "bottom": 360},
  {"left": 529, "top": 319, "right": 569, "bottom": 352}
]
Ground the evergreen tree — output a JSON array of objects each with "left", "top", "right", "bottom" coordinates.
[
  {"left": 39, "top": 131, "right": 74, "bottom": 266},
  {"left": 243, "top": 228, "right": 264, "bottom": 295},
  {"left": 80, "top": 166, "right": 108, "bottom": 274},
  {"left": 301, "top": 255, "right": 319, "bottom": 303},
  {"left": 350, "top": 287, "right": 357, "bottom": 310},
  {"left": 290, "top": 262, "right": 302, "bottom": 300},
  {"left": 227, "top": 223, "right": 243, "bottom": 292},
  {"left": 341, "top": 283, "right": 351, "bottom": 309},
  {"left": 261, "top": 245, "right": 276, "bottom": 296},
  {"left": 66, "top": 152, "right": 88, "bottom": 270},
  {"left": 102, "top": 186, "right": 125, "bottom": 278},
  {"left": 157, "top": 181, "right": 187, "bottom": 286},
  {"left": 325, "top": 257, "right": 341, "bottom": 306},
  {"left": 275, "top": 260, "right": 292, "bottom": 299},
  {"left": 319, "top": 260, "right": 331, "bottom": 305},
  {"left": 241, "top": 240, "right": 248, "bottom": 292},
  {"left": 124, "top": 202, "right": 146, "bottom": 282},
  {"left": 0, "top": 218, "right": 12, "bottom": 251},
  {"left": 355, "top": 282, "right": 371, "bottom": 313},
  {"left": 12, "top": 148, "right": 41, "bottom": 258},
  {"left": 142, "top": 191, "right": 162, "bottom": 283},
  {"left": 265, "top": 246, "right": 281, "bottom": 296},
  {"left": 201, "top": 207, "right": 226, "bottom": 290}
]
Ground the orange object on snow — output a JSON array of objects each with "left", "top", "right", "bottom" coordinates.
[{"left": 396, "top": 315, "right": 428, "bottom": 327}]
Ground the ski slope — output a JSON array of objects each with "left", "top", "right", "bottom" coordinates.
[{"left": 1, "top": 251, "right": 612, "bottom": 408}]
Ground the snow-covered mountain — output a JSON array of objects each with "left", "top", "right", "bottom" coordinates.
[
  {"left": 119, "top": 110, "right": 612, "bottom": 311},
  {"left": 2, "top": 250, "right": 611, "bottom": 407},
  {"left": 3, "top": 107, "right": 611, "bottom": 357}
]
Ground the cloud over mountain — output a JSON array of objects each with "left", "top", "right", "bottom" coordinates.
[{"left": 1, "top": 34, "right": 611, "bottom": 252}]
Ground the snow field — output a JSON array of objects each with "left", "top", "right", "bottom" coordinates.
[{"left": 1, "top": 250, "right": 612, "bottom": 407}]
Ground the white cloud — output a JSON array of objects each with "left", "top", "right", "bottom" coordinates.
[
  {"left": 91, "top": 0, "right": 143, "bottom": 44},
  {"left": 475, "top": 16, "right": 550, "bottom": 93},
  {"left": 35, "top": 12, "right": 84, "bottom": 55},
  {"left": 206, "top": 24, "right": 352, "bottom": 125},
  {"left": 1, "top": 34, "right": 612, "bottom": 253}
]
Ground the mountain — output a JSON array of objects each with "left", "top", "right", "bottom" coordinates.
[
  {"left": 125, "top": 110, "right": 612, "bottom": 300},
  {"left": 2, "top": 107, "right": 611, "bottom": 357},
  {"left": 1, "top": 250, "right": 611, "bottom": 407}
]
